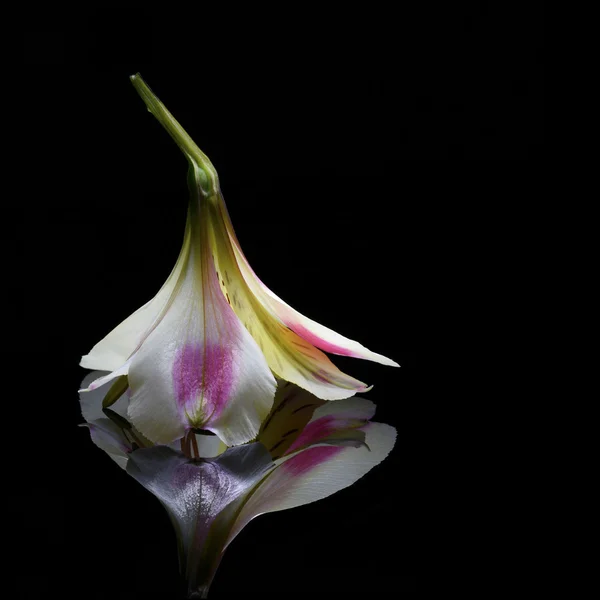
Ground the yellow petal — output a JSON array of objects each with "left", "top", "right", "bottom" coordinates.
[{"left": 208, "top": 195, "right": 375, "bottom": 400}]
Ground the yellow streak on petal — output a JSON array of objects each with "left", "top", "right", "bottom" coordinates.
[
  {"left": 257, "top": 381, "right": 326, "bottom": 458},
  {"left": 206, "top": 195, "right": 369, "bottom": 400}
]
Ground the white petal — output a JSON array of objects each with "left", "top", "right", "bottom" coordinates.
[
  {"left": 192, "top": 434, "right": 227, "bottom": 458},
  {"left": 225, "top": 422, "right": 396, "bottom": 547},
  {"left": 167, "top": 433, "right": 227, "bottom": 458},
  {"left": 79, "top": 361, "right": 130, "bottom": 392},
  {"left": 79, "top": 371, "right": 129, "bottom": 423},
  {"left": 126, "top": 230, "right": 276, "bottom": 446},
  {"left": 79, "top": 223, "right": 191, "bottom": 372}
]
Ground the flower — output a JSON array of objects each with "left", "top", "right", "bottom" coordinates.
[
  {"left": 80, "top": 74, "right": 397, "bottom": 447},
  {"left": 79, "top": 372, "right": 397, "bottom": 598}
]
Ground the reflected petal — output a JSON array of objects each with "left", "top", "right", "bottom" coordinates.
[
  {"left": 80, "top": 418, "right": 132, "bottom": 470},
  {"left": 126, "top": 443, "right": 273, "bottom": 597},
  {"left": 79, "top": 371, "right": 129, "bottom": 423},
  {"left": 226, "top": 422, "right": 396, "bottom": 547}
]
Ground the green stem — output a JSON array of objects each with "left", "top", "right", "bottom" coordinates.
[{"left": 130, "top": 73, "right": 219, "bottom": 196}]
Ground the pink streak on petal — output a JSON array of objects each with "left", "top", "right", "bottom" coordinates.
[
  {"left": 281, "top": 445, "right": 343, "bottom": 476},
  {"left": 173, "top": 343, "right": 234, "bottom": 423},
  {"left": 285, "top": 416, "right": 337, "bottom": 455},
  {"left": 286, "top": 321, "right": 357, "bottom": 357}
]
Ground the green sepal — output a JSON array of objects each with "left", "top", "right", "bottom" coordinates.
[
  {"left": 102, "top": 375, "right": 129, "bottom": 409},
  {"left": 102, "top": 407, "right": 132, "bottom": 430}
]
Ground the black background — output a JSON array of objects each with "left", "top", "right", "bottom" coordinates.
[{"left": 12, "top": 4, "right": 543, "bottom": 598}]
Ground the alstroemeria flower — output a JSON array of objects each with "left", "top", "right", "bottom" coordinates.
[
  {"left": 80, "top": 74, "right": 397, "bottom": 446},
  {"left": 79, "top": 373, "right": 397, "bottom": 599}
]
